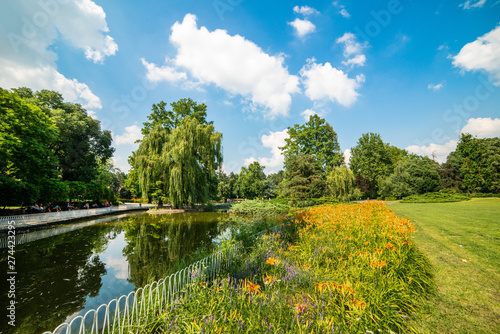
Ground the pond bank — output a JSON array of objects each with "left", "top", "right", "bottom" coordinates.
[{"left": 0, "top": 204, "right": 150, "bottom": 235}]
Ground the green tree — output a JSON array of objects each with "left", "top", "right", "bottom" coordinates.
[
  {"left": 379, "top": 156, "right": 441, "bottom": 199},
  {"left": 0, "top": 89, "right": 59, "bottom": 206},
  {"left": 281, "top": 115, "right": 343, "bottom": 170},
  {"left": 237, "top": 161, "right": 266, "bottom": 199},
  {"left": 281, "top": 154, "right": 326, "bottom": 200},
  {"left": 264, "top": 170, "right": 284, "bottom": 199},
  {"left": 327, "top": 166, "right": 355, "bottom": 202},
  {"left": 455, "top": 134, "right": 500, "bottom": 193},
  {"left": 134, "top": 99, "right": 222, "bottom": 208},
  {"left": 350, "top": 133, "right": 406, "bottom": 198}
]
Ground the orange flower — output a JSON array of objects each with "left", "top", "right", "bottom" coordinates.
[
  {"left": 263, "top": 273, "right": 277, "bottom": 285},
  {"left": 295, "top": 303, "right": 308, "bottom": 314},
  {"left": 266, "top": 257, "right": 279, "bottom": 266},
  {"left": 363, "top": 241, "right": 370, "bottom": 246},
  {"left": 374, "top": 248, "right": 383, "bottom": 254},
  {"left": 384, "top": 243, "right": 395, "bottom": 250},
  {"left": 244, "top": 279, "right": 261, "bottom": 294},
  {"left": 313, "top": 281, "right": 327, "bottom": 292}
]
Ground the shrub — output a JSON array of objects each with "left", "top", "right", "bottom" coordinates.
[
  {"left": 228, "top": 199, "right": 289, "bottom": 217},
  {"left": 400, "top": 192, "right": 470, "bottom": 203}
]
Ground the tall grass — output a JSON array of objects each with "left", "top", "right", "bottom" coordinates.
[{"left": 141, "top": 202, "right": 433, "bottom": 333}]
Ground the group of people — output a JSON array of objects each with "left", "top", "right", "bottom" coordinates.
[
  {"left": 30, "top": 203, "right": 62, "bottom": 213},
  {"left": 27, "top": 201, "right": 113, "bottom": 214}
]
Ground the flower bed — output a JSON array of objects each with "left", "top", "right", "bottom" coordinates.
[{"left": 144, "top": 202, "right": 433, "bottom": 333}]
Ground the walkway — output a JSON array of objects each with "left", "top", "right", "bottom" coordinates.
[{"left": 0, "top": 203, "right": 152, "bottom": 233}]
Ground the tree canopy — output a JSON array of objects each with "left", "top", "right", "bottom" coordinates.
[
  {"left": 281, "top": 115, "right": 343, "bottom": 170},
  {"left": 133, "top": 99, "right": 222, "bottom": 208}
]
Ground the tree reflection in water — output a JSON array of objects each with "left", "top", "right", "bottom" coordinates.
[
  {"left": 0, "top": 212, "right": 230, "bottom": 334},
  {"left": 122, "top": 212, "right": 230, "bottom": 287}
]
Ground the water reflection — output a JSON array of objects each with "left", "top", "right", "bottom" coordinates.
[{"left": 0, "top": 212, "right": 231, "bottom": 334}]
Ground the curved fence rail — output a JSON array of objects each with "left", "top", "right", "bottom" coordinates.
[
  {"left": 0, "top": 214, "right": 130, "bottom": 249},
  {"left": 42, "top": 242, "right": 242, "bottom": 334},
  {"left": 0, "top": 204, "right": 146, "bottom": 231}
]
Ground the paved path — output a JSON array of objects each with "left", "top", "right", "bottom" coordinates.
[{"left": 0, "top": 203, "right": 153, "bottom": 233}]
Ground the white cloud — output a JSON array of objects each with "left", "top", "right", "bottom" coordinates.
[
  {"left": 343, "top": 149, "right": 351, "bottom": 165},
  {"left": 0, "top": 0, "right": 116, "bottom": 108},
  {"left": 244, "top": 129, "right": 289, "bottom": 173},
  {"left": 461, "top": 117, "right": 500, "bottom": 138},
  {"left": 452, "top": 24, "right": 500, "bottom": 85},
  {"left": 115, "top": 125, "right": 142, "bottom": 145},
  {"left": 160, "top": 14, "right": 300, "bottom": 118},
  {"left": 460, "top": 0, "right": 487, "bottom": 9},
  {"left": 428, "top": 81, "right": 446, "bottom": 91},
  {"left": 336, "top": 32, "right": 367, "bottom": 68},
  {"left": 343, "top": 54, "right": 366, "bottom": 67},
  {"left": 0, "top": 59, "right": 102, "bottom": 109},
  {"left": 288, "top": 18, "right": 316, "bottom": 38},
  {"left": 437, "top": 44, "right": 449, "bottom": 50},
  {"left": 301, "top": 109, "right": 319, "bottom": 121},
  {"left": 300, "top": 60, "right": 365, "bottom": 107},
  {"left": 293, "top": 5, "right": 319, "bottom": 15},
  {"left": 105, "top": 257, "right": 129, "bottom": 280},
  {"left": 141, "top": 58, "right": 187, "bottom": 83},
  {"left": 406, "top": 140, "right": 458, "bottom": 163},
  {"left": 243, "top": 157, "right": 257, "bottom": 166},
  {"left": 339, "top": 9, "right": 351, "bottom": 18}
]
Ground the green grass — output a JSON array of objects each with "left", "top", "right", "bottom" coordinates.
[{"left": 389, "top": 198, "right": 500, "bottom": 333}]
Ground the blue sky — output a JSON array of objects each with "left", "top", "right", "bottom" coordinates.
[{"left": 1, "top": 0, "right": 499, "bottom": 174}]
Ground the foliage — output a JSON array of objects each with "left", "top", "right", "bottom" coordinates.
[
  {"left": 134, "top": 99, "right": 222, "bottom": 208},
  {"left": 455, "top": 134, "right": 500, "bottom": 193},
  {"left": 228, "top": 199, "right": 289, "bottom": 217},
  {"left": 147, "top": 202, "right": 432, "bottom": 333},
  {"left": 350, "top": 133, "right": 407, "bottom": 198},
  {"left": 379, "top": 156, "right": 441, "bottom": 199},
  {"left": 236, "top": 161, "right": 266, "bottom": 199},
  {"left": 281, "top": 154, "right": 326, "bottom": 200},
  {"left": 263, "top": 170, "right": 284, "bottom": 199},
  {"left": 280, "top": 114, "right": 343, "bottom": 170},
  {"left": 327, "top": 166, "right": 355, "bottom": 202},
  {"left": 400, "top": 192, "right": 470, "bottom": 203}
]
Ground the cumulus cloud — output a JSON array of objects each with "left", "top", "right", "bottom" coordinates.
[
  {"left": 105, "top": 257, "right": 129, "bottom": 280},
  {"left": 339, "top": 8, "right": 351, "bottom": 18},
  {"left": 343, "top": 149, "right": 352, "bottom": 165},
  {"left": 452, "top": 24, "right": 500, "bottom": 85},
  {"left": 244, "top": 129, "right": 289, "bottom": 173},
  {"left": 0, "top": 0, "right": 117, "bottom": 109},
  {"left": 428, "top": 81, "right": 446, "bottom": 91},
  {"left": 115, "top": 124, "right": 142, "bottom": 145},
  {"left": 301, "top": 108, "right": 319, "bottom": 121},
  {"left": 406, "top": 140, "right": 458, "bottom": 163},
  {"left": 461, "top": 117, "right": 500, "bottom": 138},
  {"left": 300, "top": 59, "right": 365, "bottom": 107},
  {"left": 459, "top": 0, "right": 487, "bottom": 9},
  {"left": 288, "top": 18, "right": 316, "bottom": 38},
  {"left": 293, "top": 5, "right": 319, "bottom": 15},
  {"left": 141, "top": 58, "right": 187, "bottom": 83},
  {"left": 143, "top": 14, "right": 299, "bottom": 118},
  {"left": 336, "top": 32, "right": 367, "bottom": 68}
]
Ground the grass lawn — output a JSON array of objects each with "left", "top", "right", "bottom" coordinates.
[{"left": 389, "top": 198, "right": 500, "bottom": 333}]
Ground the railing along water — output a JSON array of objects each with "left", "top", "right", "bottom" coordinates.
[
  {"left": 42, "top": 242, "right": 242, "bottom": 334},
  {"left": 0, "top": 204, "right": 145, "bottom": 231}
]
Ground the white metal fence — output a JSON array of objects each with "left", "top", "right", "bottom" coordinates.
[
  {"left": 42, "top": 242, "right": 242, "bottom": 334},
  {"left": 0, "top": 204, "right": 146, "bottom": 231}
]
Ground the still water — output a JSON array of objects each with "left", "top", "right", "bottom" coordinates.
[{"left": 0, "top": 212, "right": 231, "bottom": 334}]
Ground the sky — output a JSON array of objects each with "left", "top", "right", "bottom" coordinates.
[{"left": 1, "top": 0, "right": 499, "bottom": 174}]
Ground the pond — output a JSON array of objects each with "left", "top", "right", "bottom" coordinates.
[{"left": 0, "top": 212, "right": 232, "bottom": 334}]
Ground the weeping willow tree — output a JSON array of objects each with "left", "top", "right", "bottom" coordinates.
[
  {"left": 164, "top": 116, "right": 222, "bottom": 208},
  {"left": 327, "top": 166, "right": 355, "bottom": 202},
  {"left": 133, "top": 99, "right": 222, "bottom": 208}
]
